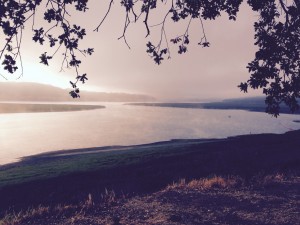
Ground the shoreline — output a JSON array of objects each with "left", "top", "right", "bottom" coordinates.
[
  {"left": 14, "top": 128, "right": 299, "bottom": 163},
  {"left": 0, "top": 138, "right": 225, "bottom": 171},
  {"left": 0, "top": 102, "right": 105, "bottom": 114},
  {"left": 1, "top": 129, "right": 299, "bottom": 180},
  {"left": 1, "top": 129, "right": 298, "bottom": 170},
  {"left": 0, "top": 129, "right": 287, "bottom": 170},
  {"left": 127, "top": 102, "right": 300, "bottom": 115},
  {"left": 21, "top": 138, "right": 223, "bottom": 161},
  {"left": 0, "top": 129, "right": 299, "bottom": 212}
]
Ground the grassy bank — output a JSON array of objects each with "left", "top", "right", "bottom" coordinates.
[
  {"left": 0, "top": 103, "right": 105, "bottom": 114},
  {"left": 0, "top": 130, "right": 299, "bottom": 216}
]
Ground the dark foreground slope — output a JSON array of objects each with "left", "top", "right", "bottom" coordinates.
[
  {"left": 0, "top": 130, "right": 299, "bottom": 219},
  {"left": 3, "top": 174, "right": 298, "bottom": 225}
]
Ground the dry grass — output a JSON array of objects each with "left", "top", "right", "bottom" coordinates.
[
  {"left": 101, "top": 189, "right": 116, "bottom": 205},
  {"left": 0, "top": 173, "right": 298, "bottom": 225},
  {"left": 256, "top": 173, "right": 285, "bottom": 186},
  {"left": 166, "top": 175, "right": 243, "bottom": 191},
  {"left": 0, "top": 190, "right": 119, "bottom": 225},
  {"left": 166, "top": 173, "right": 294, "bottom": 192},
  {"left": 0, "top": 206, "right": 49, "bottom": 225}
]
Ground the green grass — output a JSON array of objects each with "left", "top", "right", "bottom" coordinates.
[{"left": 0, "top": 142, "right": 199, "bottom": 188}]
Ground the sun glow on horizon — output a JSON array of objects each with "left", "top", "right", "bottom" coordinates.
[{"left": 0, "top": 61, "right": 112, "bottom": 93}]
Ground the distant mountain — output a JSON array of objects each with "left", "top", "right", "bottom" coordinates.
[{"left": 0, "top": 82, "right": 156, "bottom": 102}]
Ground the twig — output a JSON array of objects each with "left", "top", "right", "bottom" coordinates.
[
  {"left": 118, "top": 12, "right": 131, "bottom": 49},
  {"left": 144, "top": 2, "right": 151, "bottom": 37},
  {"left": 94, "top": 0, "right": 114, "bottom": 32}
]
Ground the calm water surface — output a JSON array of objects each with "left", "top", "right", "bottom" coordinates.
[{"left": 1, "top": 103, "right": 300, "bottom": 165}]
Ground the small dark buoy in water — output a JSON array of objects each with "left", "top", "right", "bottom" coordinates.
[{"left": 228, "top": 115, "right": 231, "bottom": 118}]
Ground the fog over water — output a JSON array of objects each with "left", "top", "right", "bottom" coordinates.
[{"left": 1, "top": 103, "right": 300, "bottom": 165}]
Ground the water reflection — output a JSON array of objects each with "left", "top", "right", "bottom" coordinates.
[{"left": 0, "top": 103, "right": 299, "bottom": 165}]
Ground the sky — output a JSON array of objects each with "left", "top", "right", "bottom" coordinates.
[{"left": 0, "top": 0, "right": 261, "bottom": 101}]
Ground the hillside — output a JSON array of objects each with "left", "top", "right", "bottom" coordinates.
[
  {"left": 2, "top": 174, "right": 298, "bottom": 225},
  {"left": 0, "top": 130, "right": 299, "bottom": 224},
  {"left": 128, "top": 96, "right": 300, "bottom": 114},
  {"left": 0, "top": 82, "right": 156, "bottom": 102}
]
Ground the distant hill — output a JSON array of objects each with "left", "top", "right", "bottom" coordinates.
[
  {"left": 0, "top": 82, "right": 156, "bottom": 102},
  {"left": 128, "top": 96, "right": 300, "bottom": 114},
  {"left": 200, "top": 96, "right": 300, "bottom": 114}
]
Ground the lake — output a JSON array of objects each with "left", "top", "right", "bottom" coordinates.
[{"left": 1, "top": 102, "right": 300, "bottom": 165}]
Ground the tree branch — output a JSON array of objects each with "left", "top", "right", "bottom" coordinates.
[
  {"left": 279, "top": 0, "right": 290, "bottom": 25},
  {"left": 94, "top": 0, "right": 114, "bottom": 32},
  {"left": 144, "top": 2, "right": 151, "bottom": 37},
  {"left": 118, "top": 12, "right": 131, "bottom": 49}
]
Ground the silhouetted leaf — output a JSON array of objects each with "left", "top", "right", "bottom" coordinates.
[
  {"left": 77, "top": 73, "right": 88, "bottom": 84},
  {"left": 39, "top": 52, "right": 52, "bottom": 65}
]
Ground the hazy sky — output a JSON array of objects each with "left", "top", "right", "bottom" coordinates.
[{"left": 1, "top": 1, "right": 261, "bottom": 100}]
